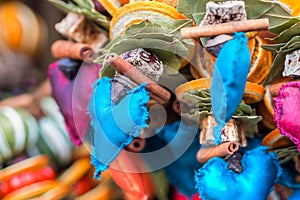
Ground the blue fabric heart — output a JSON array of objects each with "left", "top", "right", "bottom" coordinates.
[
  {"left": 157, "top": 121, "right": 202, "bottom": 196},
  {"left": 88, "top": 77, "right": 149, "bottom": 179},
  {"left": 195, "top": 146, "right": 282, "bottom": 200},
  {"left": 288, "top": 189, "right": 300, "bottom": 200},
  {"left": 211, "top": 32, "right": 251, "bottom": 144}
]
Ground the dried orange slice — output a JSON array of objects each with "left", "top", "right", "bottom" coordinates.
[
  {"left": 246, "top": 31, "right": 258, "bottom": 39},
  {"left": 175, "top": 78, "right": 211, "bottom": 97},
  {"left": 154, "top": 0, "right": 178, "bottom": 7},
  {"left": 193, "top": 34, "right": 271, "bottom": 84},
  {"left": 110, "top": 1, "right": 186, "bottom": 39},
  {"left": 279, "top": 0, "right": 300, "bottom": 16},
  {"left": 175, "top": 78, "right": 265, "bottom": 104},
  {"left": 190, "top": 45, "right": 215, "bottom": 78},
  {"left": 129, "top": 0, "right": 178, "bottom": 7},
  {"left": 256, "top": 83, "right": 277, "bottom": 130},
  {"left": 247, "top": 37, "right": 256, "bottom": 58},
  {"left": 97, "top": 0, "right": 122, "bottom": 16},
  {"left": 243, "top": 81, "right": 265, "bottom": 104},
  {"left": 262, "top": 128, "right": 294, "bottom": 150},
  {"left": 247, "top": 36, "right": 273, "bottom": 84}
]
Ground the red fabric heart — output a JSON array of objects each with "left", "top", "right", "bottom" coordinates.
[{"left": 274, "top": 81, "right": 300, "bottom": 149}]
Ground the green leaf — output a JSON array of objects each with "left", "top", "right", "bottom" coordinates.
[
  {"left": 179, "top": 89, "right": 255, "bottom": 117},
  {"left": 261, "top": 43, "right": 286, "bottom": 53},
  {"left": 47, "top": 0, "right": 76, "bottom": 13},
  {"left": 98, "top": 37, "right": 185, "bottom": 77},
  {"left": 176, "top": 0, "right": 194, "bottom": 19},
  {"left": 47, "top": 0, "right": 110, "bottom": 31},
  {"left": 244, "top": 0, "right": 293, "bottom": 34},
  {"left": 273, "top": 21, "right": 300, "bottom": 43},
  {"left": 177, "top": 0, "right": 294, "bottom": 33},
  {"left": 96, "top": 18, "right": 195, "bottom": 77},
  {"left": 264, "top": 53, "right": 286, "bottom": 85},
  {"left": 149, "top": 49, "right": 181, "bottom": 72},
  {"left": 264, "top": 35, "right": 300, "bottom": 85},
  {"left": 233, "top": 115, "right": 262, "bottom": 138},
  {"left": 277, "top": 35, "right": 300, "bottom": 52},
  {"left": 267, "top": 17, "right": 299, "bottom": 36},
  {"left": 192, "top": 13, "right": 205, "bottom": 26}
]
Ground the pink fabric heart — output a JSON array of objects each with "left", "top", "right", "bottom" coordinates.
[
  {"left": 48, "top": 61, "right": 100, "bottom": 145},
  {"left": 274, "top": 81, "right": 300, "bottom": 149}
]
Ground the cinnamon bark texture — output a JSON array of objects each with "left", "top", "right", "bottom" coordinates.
[
  {"left": 51, "top": 40, "right": 94, "bottom": 61},
  {"left": 181, "top": 18, "right": 269, "bottom": 39},
  {"left": 104, "top": 53, "right": 171, "bottom": 105},
  {"left": 196, "top": 141, "right": 239, "bottom": 164}
]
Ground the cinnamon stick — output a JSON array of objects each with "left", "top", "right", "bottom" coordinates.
[
  {"left": 196, "top": 141, "right": 239, "bottom": 164},
  {"left": 181, "top": 18, "right": 269, "bottom": 39},
  {"left": 51, "top": 40, "right": 94, "bottom": 60},
  {"left": 104, "top": 53, "right": 171, "bottom": 105},
  {"left": 127, "top": 138, "right": 146, "bottom": 153}
]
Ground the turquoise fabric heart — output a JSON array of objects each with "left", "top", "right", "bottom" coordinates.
[
  {"left": 195, "top": 146, "right": 282, "bottom": 200},
  {"left": 211, "top": 32, "right": 251, "bottom": 144},
  {"left": 288, "top": 189, "right": 300, "bottom": 200},
  {"left": 157, "top": 121, "right": 202, "bottom": 196},
  {"left": 89, "top": 77, "right": 149, "bottom": 179}
]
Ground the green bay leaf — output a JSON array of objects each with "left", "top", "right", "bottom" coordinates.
[{"left": 273, "top": 21, "right": 300, "bottom": 43}]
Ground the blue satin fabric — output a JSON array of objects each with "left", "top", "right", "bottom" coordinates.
[
  {"left": 157, "top": 121, "right": 202, "bottom": 196},
  {"left": 89, "top": 77, "right": 149, "bottom": 179},
  {"left": 194, "top": 146, "right": 282, "bottom": 200},
  {"left": 278, "top": 161, "right": 300, "bottom": 190},
  {"left": 211, "top": 32, "right": 251, "bottom": 144},
  {"left": 288, "top": 189, "right": 300, "bottom": 200}
]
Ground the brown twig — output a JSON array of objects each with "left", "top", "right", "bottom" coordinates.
[
  {"left": 196, "top": 141, "right": 239, "bottom": 164},
  {"left": 181, "top": 18, "right": 269, "bottom": 39},
  {"left": 51, "top": 40, "right": 94, "bottom": 60},
  {"left": 104, "top": 53, "right": 171, "bottom": 105}
]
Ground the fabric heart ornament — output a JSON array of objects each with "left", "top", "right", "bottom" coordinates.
[
  {"left": 211, "top": 32, "right": 251, "bottom": 144},
  {"left": 274, "top": 82, "right": 300, "bottom": 149},
  {"left": 194, "top": 146, "right": 282, "bottom": 200},
  {"left": 89, "top": 77, "right": 149, "bottom": 179},
  {"left": 48, "top": 61, "right": 100, "bottom": 146}
]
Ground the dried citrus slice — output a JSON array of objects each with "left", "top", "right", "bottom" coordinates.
[
  {"left": 246, "top": 31, "right": 258, "bottom": 39},
  {"left": 279, "top": 0, "right": 300, "bottom": 16},
  {"left": 175, "top": 78, "right": 212, "bottom": 97},
  {"left": 175, "top": 78, "right": 265, "bottom": 104},
  {"left": 190, "top": 45, "right": 215, "bottom": 78},
  {"left": 247, "top": 36, "right": 273, "bottom": 84},
  {"left": 256, "top": 82, "right": 278, "bottom": 130},
  {"left": 97, "top": 0, "right": 122, "bottom": 16},
  {"left": 154, "top": 0, "right": 178, "bottom": 7},
  {"left": 110, "top": 1, "right": 186, "bottom": 38},
  {"left": 129, "top": 0, "right": 178, "bottom": 7},
  {"left": 247, "top": 37, "right": 256, "bottom": 58},
  {"left": 193, "top": 34, "right": 271, "bottom": 84},
  {"left": 262, "top": 128, "right": 294, "bottom": 150},
  {"left": 257, "top": 78, "right": 299, "bottom": 130},
  {"left": 243, "top": 81, "right": 265, "bottom": 104}
]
